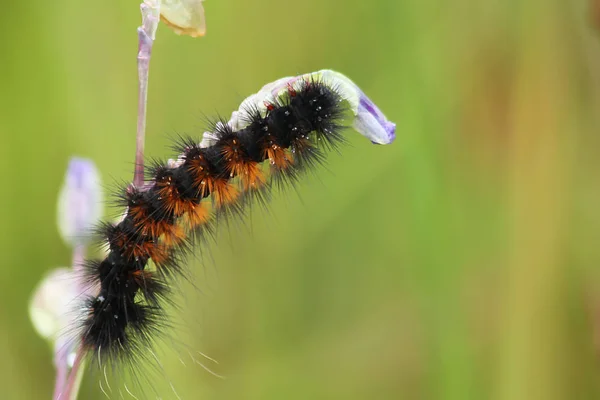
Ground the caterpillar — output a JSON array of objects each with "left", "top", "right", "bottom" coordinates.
[{"left": 72, "top": 70, "right": 395, "bottom": 386}]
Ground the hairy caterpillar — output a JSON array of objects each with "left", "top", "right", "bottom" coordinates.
[{"left": 71, "top": 70, "right": 395, "bottom": 386}]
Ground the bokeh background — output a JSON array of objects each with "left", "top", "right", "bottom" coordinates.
[{"left": 2, "top": 0, "right": 600, "bottom": 399}]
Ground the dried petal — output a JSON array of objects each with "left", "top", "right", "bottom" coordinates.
[{"left": 160, "top": 0, "right": 207, "bottom": 37}]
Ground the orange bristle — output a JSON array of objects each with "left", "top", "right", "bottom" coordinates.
[
  {"left": 186, "top": 203, "right": 210, "bottom": 227},
  {"left": 129, "top": 269, "right": 153, "bottom": 286},
  {"left": 210, "top": 179, "right": 239, "bottom": 207},
  {"left": 220, "top": 137, "right": 266, "bottom": 189},
  {"left": 160, "top": 224, "right": 186, "bottom": 247},
  {"left": 239, "top": 161, "right": 266, "bottom": 191},
  {"left": 262, "top": 139, "right": 293, "bottom": 170},
  {"left": 146, "top": 243, "right": 170, "bottom": 265}
]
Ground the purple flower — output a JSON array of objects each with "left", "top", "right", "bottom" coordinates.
[{"left": 355, "top": 92, "right": 396, "bottom": 145}]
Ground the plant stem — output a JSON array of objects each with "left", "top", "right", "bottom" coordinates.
[
  {"left": 134, "top": 1, "right": 160, "bottom": 187},
  {"left": 52, "top": 346, "right": 69, "bottom": 400},
  {"left": 52, "top": 243, "right": 86, "bottom": 400},
  {"left": 58, "top": 348, "right": 85, "bottom": 400}
]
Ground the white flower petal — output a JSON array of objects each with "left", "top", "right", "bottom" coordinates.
[{"left": 29, "top": 268, "right": 80, "bottom": 342}]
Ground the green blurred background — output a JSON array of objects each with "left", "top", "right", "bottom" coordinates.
[{"left": 2, "top": 0, "right": 600, "bottom": 399}]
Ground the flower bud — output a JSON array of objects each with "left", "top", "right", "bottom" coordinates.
[{"left": 57, "top": 158, "right": 103, "bottom": 246}]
